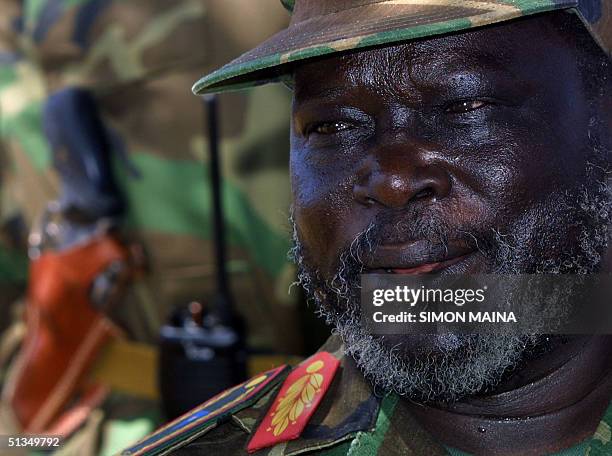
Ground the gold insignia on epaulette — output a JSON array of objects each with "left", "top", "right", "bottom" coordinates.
[
  {"left": 268, "top": 360, "right": 324, "bottom": 436},
  {"left": 247, "top": 352, "right": 340, "bottom": 453}
]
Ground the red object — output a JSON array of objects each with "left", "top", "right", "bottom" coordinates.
[
  {"left": 3, "top": 235, "right": 129, "bottom": 433},
  {"left": 247, "top": 352, "right": 340, "bottom": 453}
]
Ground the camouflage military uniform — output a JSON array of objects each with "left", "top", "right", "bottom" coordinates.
[
  {"left": 121, "top": 335, "right": 612, "bottom": 455},
  {"left": 0, "top": 0, "right": 300, "bottom": 348},
  {"left": 0, "top": 0, "right": 303, "bottom": 453}
]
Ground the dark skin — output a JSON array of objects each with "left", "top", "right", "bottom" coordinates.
[
  {"left": 291, "top": 15, "right": 612, "bottom": 455},
  {"left": 292, "top": 21, "right": 594, "bottom": 279}
]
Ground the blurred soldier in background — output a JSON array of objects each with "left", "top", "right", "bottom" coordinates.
[{"left": 0, "top": 0, "right": 312, "bottom": 454}]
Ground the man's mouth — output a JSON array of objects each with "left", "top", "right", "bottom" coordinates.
[{"left": 366, "top": 240, "right": 476, "bottom": 275}]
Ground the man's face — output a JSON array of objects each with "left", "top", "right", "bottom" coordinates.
[{"left": 290, "top": 15, "right": 611, "bottom": 402}]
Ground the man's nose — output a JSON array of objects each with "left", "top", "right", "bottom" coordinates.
[{"left": 353, "top": 141, "right": 451, "bottom": 208}]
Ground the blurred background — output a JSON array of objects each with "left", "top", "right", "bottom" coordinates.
[{"left": 0, "top": 1, "right": 328, "bottom": 454}]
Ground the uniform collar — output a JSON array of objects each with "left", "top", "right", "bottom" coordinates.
[
  {"left": 241, "top": 335, "right": 612, "bottom": 455},
  {"left": 283, "top": 335, "right": 381, "bottom": 454},
  {"left": 240, "top": 335, "right": 446, "bottom": 455},
  {"left": 236, "top": 335, "right": 379, "bottom": 454}
]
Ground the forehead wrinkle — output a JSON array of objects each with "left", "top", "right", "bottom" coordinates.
[
  {"left": 407, "top": 33, "right": 518, "bottom": 87},
  {"left": 293, "top": 13, "right": 578, "bottom": 107},
  {"left": 297, "top": 32, "right": 518, "bottom": 105},
  {"left": 293, "top": 85, "right": 348, "bottom": 106},
  {"left": 293, "top": 48, "right": 418, "bottom": 106},
  {"left": 293, "top": 52, "right": 365, "bottom": 104},
  {"left": 342, "top": 45, "right": 422, "bottom": 103}
]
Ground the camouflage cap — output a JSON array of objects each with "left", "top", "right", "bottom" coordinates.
[{"left": 193, "top": 0, "right": 611, "bottom": 95}]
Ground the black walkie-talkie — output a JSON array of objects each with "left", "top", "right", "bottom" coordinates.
[{"left": 159, "top": 95, "right": 247, "bottom": 420}]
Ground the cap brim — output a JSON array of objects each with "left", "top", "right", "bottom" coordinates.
[{"left": 193, "top": 0, "right": 577, "bottom": 95}]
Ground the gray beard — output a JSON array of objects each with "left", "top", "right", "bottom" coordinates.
[{"left": 289, "top": 140, "right": 612, "bottom": 403}]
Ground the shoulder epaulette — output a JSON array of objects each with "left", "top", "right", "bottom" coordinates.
[
  {"left": 121, "top": 365, "right": 290, "bottom": 456},
  {"left": 247, "top": 351, "right": 340, "bottom": 453}
]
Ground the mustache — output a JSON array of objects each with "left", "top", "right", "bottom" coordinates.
[{"left": 346, "top": 209, "right": 493, "bottom": 264}]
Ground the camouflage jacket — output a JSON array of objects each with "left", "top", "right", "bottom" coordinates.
[
  {"left": 0, "top": 0, "right": 300, "bottom": 350},
  {"left": 122, "top": 336, "right": 612, "bottom": 456}
]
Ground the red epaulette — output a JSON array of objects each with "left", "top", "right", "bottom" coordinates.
[{"left": 247, "top": 351, "right": 340, "bottom": 453}]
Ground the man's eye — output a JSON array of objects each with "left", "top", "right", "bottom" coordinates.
[
  {"left": 307, "top": 121, "right": 351, "bottom": 135},
  {"left": 445, "top": 100, "right": 488, "bottom": 114}
]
